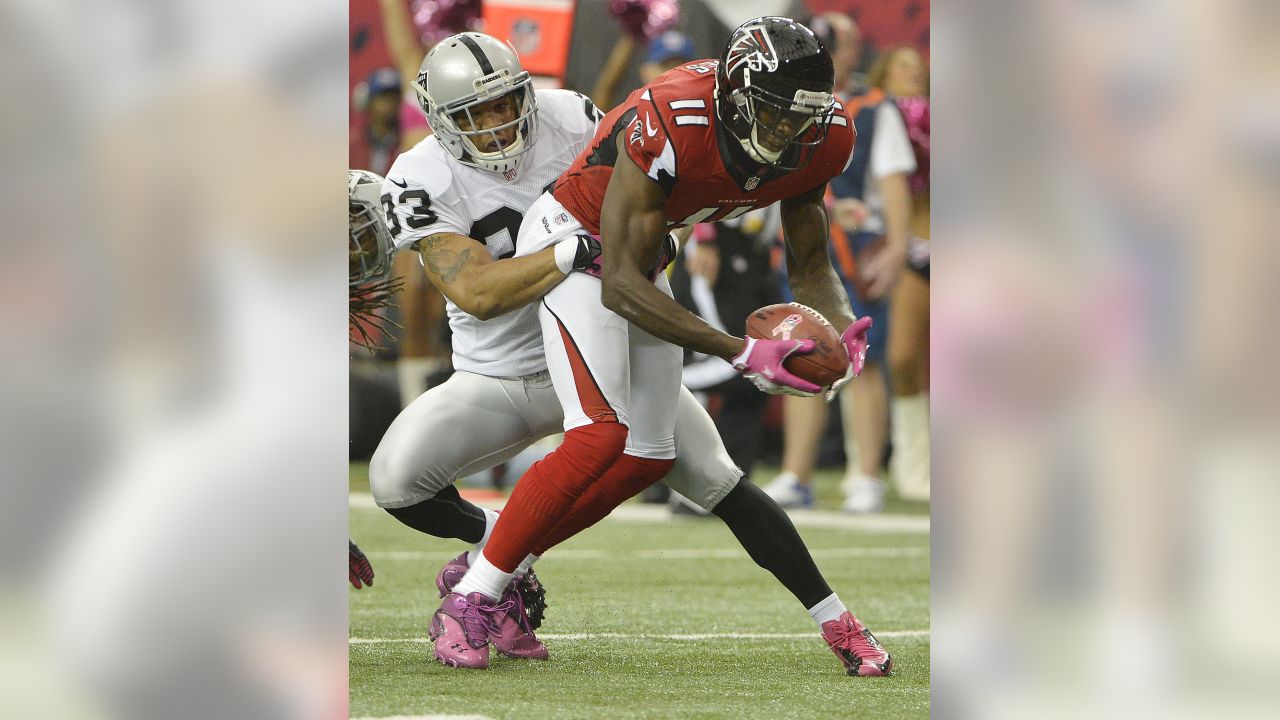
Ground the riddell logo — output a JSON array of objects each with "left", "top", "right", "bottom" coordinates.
[{"left": 771, "top": 313, "right": 803, "bottom": 340}]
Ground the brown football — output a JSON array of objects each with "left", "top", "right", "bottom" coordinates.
[{"left": 745, "top": 303, "right": 849, "bottom": 387}]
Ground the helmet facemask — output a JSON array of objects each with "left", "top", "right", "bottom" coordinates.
[
  {"left": 414, "top": 67, "right": 539, "bottom": 175},
  {"left": 348, "top": 168, "right": 403, "bottom": 351},
  {"left": 349, "top": 198, "right": 394, "bottom": 286},
  {"left": 727, "top": 71, "right": 834, "bottom": 169},
  {"left": 348, "top": 170, "right": 395, "bottom": 286}
]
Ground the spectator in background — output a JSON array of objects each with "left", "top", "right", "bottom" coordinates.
[
  {"left": 809, "top": 11, "right": 863, "bottom": 93},
  {"left": 377, "top": 0, "right": 437, "bottom": 151},
  {"left": 349, "top": 67, "right": 403, "bottom": 176},
  {"left": 764, "top": 13, "right": 916, "bottom": 513},
  {"left": 592, "top": 29, "right": 695, "bottom": 111},
  {"left": 668, "top": 208, "right": 785, "bottom": 512},
  {"left": 872, "top": 46, "right": 931, "bottom": 503},
  {"left": 375, "top": 0, "right": 470, "bottom": 403}
]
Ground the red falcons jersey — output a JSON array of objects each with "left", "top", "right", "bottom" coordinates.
[{"left": 553, "top": 60, "right": 856, "bottom": 236}]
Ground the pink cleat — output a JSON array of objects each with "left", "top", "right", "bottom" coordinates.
[
  {"left": 821, "top": 612, "right": 893, "bottom": 676},
  {"left": 435, "top": 552, "right": 470, "bottom": 598},
  {"left": 488, "top": 585, "right": 549, "bottom": 660},
  {"left": 436, "top": 552, "right": 549, "bottom": 632},
  {"left": 429, "top": 592, "right": 506, "bottom": 669}
]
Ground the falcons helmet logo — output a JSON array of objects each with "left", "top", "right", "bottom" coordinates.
[{"left": 724, "top": 24, "right": 780, "bottom": 75}]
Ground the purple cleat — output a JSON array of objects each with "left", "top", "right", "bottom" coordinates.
[
  {"left": 821, "top": 611, "right": 893, "bottom": 676},
  {"left": 433, "top": 553, "right": 550, "bottom": 660},
  {"left": 429, "top": 591, "right": 508, "bottom": 670},
  {"left": 436, "top": 553, "right": 549, "bottom": 631},
  {"left": 435, "top": 552, "right": 470, "bottom": 598},
  {"left": 488, "top": 584, "right": 549, "bottom": 660}
]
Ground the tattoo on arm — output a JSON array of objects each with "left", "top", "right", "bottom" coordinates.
[{"left": 419, "top": 236, "right": 474, "bottom": 283}]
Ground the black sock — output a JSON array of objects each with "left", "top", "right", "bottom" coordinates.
[
  {"left": 711, "top": 480, "right": 835, "bottom": 609},
  {"left": 385, "top": 485, "right": 488, "bottom": 543}
]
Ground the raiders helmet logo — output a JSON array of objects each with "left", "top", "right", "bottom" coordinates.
[
  {"left": 725, "top": 24, "right": 780, "bottom": 75},
  {"left": 771, "top": 313, "right": 804, "bottom": 340}
]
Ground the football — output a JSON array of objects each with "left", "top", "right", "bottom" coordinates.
[{"left": 745, "top": 303, "right": 849, "bottom": 387}]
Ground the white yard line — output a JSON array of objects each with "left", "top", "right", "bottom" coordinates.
[
  {"left": 350, "top": 630, "right": 929, "bottom": 644},
  {"left": 349, "top": 492, "right": 929, "bottom": 534}
]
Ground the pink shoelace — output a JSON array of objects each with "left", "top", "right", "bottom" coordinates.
[{"left": 458, "top": 596, "right": 515, "bottom": 647}]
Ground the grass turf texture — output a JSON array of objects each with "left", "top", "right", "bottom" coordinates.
[{"left": 350, "top": 463, "right": 930, "bottom": 719}]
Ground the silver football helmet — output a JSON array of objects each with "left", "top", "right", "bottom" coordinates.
[
  {"left": 348, "top": 169, "right": 394, "bottom": 286},
  {"left": 412, "top": 32, "right": 539, "bottom": 174}
]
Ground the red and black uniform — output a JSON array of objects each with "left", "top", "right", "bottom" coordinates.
[
  {"left": 553, "top": 60, "right": 856, "bottom": 235},
  {"left": 481, "top": 60, "right": 855, "bottom": 581}
]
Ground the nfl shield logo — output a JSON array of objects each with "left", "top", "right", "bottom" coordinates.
[
  {"left": 504, "top": 168, "right": 518, "bottom": 182},
  {"left": 554, "top": 212, "right": 570, "bottom": 225},
  {"left": 745, "top": 176, "right": 760, "bottom": 190},
  {"left": 511, "top": 19, "right": 542, "bottom": 56}
]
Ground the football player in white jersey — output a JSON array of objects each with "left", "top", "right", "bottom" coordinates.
[{"left": 367, "top": 33, "right": 871, "bottom": 675}]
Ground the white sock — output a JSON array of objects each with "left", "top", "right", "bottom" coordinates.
[
  {"left": 452, "top": 550, "right": 514, "bottom": 601},
  {"left": 891, "top": 393, "right": 931, "bottom": 501},
  {"left": 514, "top": 553, "right": 539, "bottom": 577},
  {"left": 807, "top": 593, "right": 849, "bottom": 627},
  {"left": 467, "top": 508, "right": 500, "bottom": 567}
]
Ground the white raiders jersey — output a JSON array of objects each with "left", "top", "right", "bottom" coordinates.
[{"left": 381, "top": 89, "right": 604, "bottom": 378}]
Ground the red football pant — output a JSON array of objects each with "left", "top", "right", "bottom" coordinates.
[
  {"left": 532, "top": 453, "right": 675, "bottom": 555},
  {"left": 481, "top": 422, "right": 627, "bottom": 572}
]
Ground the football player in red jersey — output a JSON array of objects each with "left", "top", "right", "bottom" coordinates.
[{"left": 439, "top": 17, "right": 890, "bottom": 676}]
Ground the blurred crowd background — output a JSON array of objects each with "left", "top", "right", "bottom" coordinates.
[{"left": 1, "top": 0, "right": 1278, "bottom": 719}]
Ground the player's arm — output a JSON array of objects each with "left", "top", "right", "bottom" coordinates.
[
  {"left": 599, "top": 135, "right": 744, "bottom": 360},
  {"left": 416, "top": 232, "right": 595, "bottom": 320},
  {"left": 780, "top": 183, "right": 856, "bottom": 331},
  {"left": 377, "top": 0, "right": 426, "bottom": 87}
]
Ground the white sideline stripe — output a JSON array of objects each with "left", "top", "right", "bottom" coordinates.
[
  {"left": 351, "top": 630, "right": 928, "bottom": 644},
  {"left": 349, "top": 493, "right": 929, "bottom": 534},
  {"left": 674, "top": 115, "right": 710, "bottom": 126},
  {"left": 370, "top": 546, "right": 927, "bottom": 561}
]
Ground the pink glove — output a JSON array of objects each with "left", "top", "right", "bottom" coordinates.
[
  {"left": 731, "top": 337, "right": 821, "bottom": 397},
  {"left": 826, "top": 316, "right": 873, "bottom": 400}
]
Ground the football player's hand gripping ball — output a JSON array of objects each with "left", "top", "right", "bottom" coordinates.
[
  {"left": 731, "top": 337, "right": 822, "bottom": 397},
  {"left": 826, "top": 316, "right": 873, "bottom": 401}
]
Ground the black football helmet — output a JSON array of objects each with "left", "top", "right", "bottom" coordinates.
[{"left": 714, "top": 17, "right": 836, "bottom": 171}]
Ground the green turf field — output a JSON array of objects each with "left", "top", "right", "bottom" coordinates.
[{"left": 350, "top": 463, "right": 930, "bottom": 719}]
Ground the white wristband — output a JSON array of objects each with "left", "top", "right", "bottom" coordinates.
[{"left": 553, "top": 237, "right": 579, "bottom": 274}]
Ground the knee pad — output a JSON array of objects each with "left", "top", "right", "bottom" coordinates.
[
  {"left": 557, "top": 422, "right": 628, "bottom": 483},
  {"left": 368, "top": 442, "right": 449, "bottom": 509}
]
